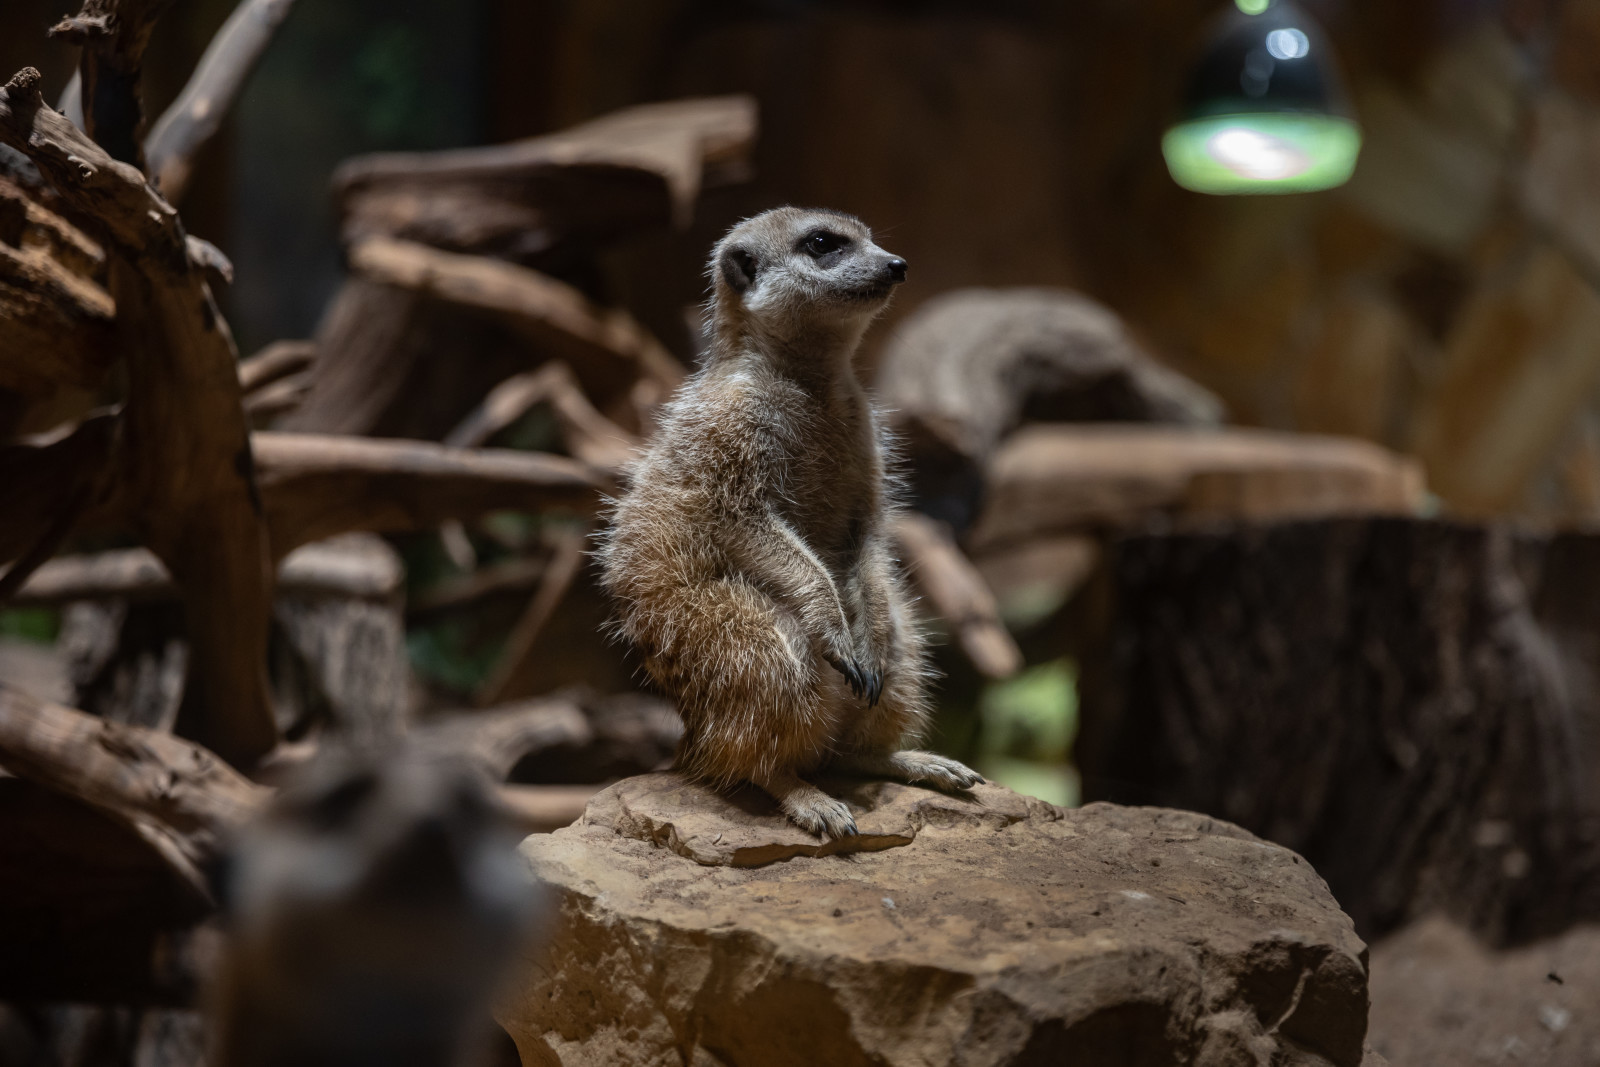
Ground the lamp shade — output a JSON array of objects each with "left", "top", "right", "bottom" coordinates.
[{"left": 1162, "top": 1, "right": 1361, "bottom": 195}]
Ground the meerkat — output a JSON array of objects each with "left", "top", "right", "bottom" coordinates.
[{"left": 597, "top": 206, "right": 983, "bottom": 839}]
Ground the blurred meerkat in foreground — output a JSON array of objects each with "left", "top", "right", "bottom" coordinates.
[
  {"left": 598, "top": 207, "right": 983, "bottom": 838},
  {"left": 211, "top": 745, "right": 535, "bottom": 1067}
]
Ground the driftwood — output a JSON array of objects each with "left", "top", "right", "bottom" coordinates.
[
  {"left": 0, "top": 684, "right": 269, "bottom": 899},
  {"left": 446, "top": 361, "right": 639, "bottom": 471},
  {"left": 1075, "top": 518, "right": 1600, "bottom": 946},
  {"left": 349, "top": 236, "right": 682, "bottom": 395},
  {"left": 477, "top": 528, "right": 590, "bottom": 706},
  {"left": 50, "top": 0, "right": 173, "bottom": 168},
  {"left": 498, "top": 783, "right": 600, "bottom": 833},
  {"left": 0, "top": 176, "right": 116, "bottom": 397},
  {"left": 253, "top": 433, "right": 605, "bottom": 556},
  {"left": 16, "top": 536, "right": 404, "bottom": 606},
  {"left": 892, "top": 512, "right": 1022, "bottom": 680},
  {"left": 334, "top": 95, "right": 757, "bottom": 258},
  {"left": 144, "top": 0, "right": 299, "bottom": 204},
  {"left": 877, "top": 287, "right": 1223, "bottom": 532},
  {"left": 283, "top": 96, "right": 750, "bottom": 445},
  {"left": 0, "top": 411, "right": 119, "bottom": 592},
  {"left": 238, "top": 339, "right": 315, "bottom": 393},
  {"left": 0, "top": 66, "right": 277, "bottom": 768},
  {"left": 421, "top": 698, "right": 594, "bottom": 780},
  {"left": 407, "top": 556, "right": 548, "bottom": 619},
  {"left": 968, "top": 425, "right": 1428, "bottom": 550},
  {"left": 0, "top": 775, "right": 218, "bottom": 1004}
]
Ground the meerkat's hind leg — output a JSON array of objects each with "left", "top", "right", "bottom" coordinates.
[
  {"left": 834, "top": 750, "right": 985, "bottom": 792},
  {"left": 755, "top": 769, "right": 859, "bottom": 839}
]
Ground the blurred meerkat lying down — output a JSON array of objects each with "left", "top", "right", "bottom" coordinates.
[{"left": 598, "top": 206, "right": 983, "bottom": 839}]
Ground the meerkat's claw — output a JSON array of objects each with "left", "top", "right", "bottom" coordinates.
[
  {"left": 782, "top": 790, "right": 859, "bottom": 839},
  {"left": 861, "top": 667, "right": 884, "bottom": 707},
  {"left": 825, "top": 650, "right": 869, "bottom": 699},
  {"left": 842, "top": 750, "right": 985, "bottom": 792}
]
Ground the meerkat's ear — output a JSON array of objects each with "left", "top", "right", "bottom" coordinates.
[{"left": 720, "top": 246, "right": 758, "bottom": 294}]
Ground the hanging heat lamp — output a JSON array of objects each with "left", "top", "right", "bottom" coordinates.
[{"left": 1162, "top": 0, "right": 1362, "bottom": 195}]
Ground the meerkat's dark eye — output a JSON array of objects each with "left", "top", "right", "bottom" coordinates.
[{"left": 801, "top": 231, "right": 848, "bottom": 258}]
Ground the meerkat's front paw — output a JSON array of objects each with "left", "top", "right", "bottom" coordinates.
[
  {"left": 782, "top": 791, "right": 859, "bottom": 840},
  {"left": 823, "top": 640, "right": 876, "bottom": 704},
  {"left": 891, "top": 750, "right": 986, "bottom": 791}
]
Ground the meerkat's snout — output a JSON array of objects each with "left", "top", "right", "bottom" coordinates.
[{"left": 884, "top": 256, "right": 908, "bottom": 284}]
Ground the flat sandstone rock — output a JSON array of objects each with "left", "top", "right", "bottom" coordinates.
[{"left": 501, "top": 772, "right": 1373, "bottom": 1067}]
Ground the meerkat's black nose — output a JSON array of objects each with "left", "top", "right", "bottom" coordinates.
[{"left": 885, "top": 257, "right": 908, "bottom": 283}]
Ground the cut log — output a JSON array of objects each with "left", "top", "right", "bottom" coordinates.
[
  {"left": 144, "top": 0, "right": 300, "bottom": 204},
  {"left": 253, "top": 433, "right": 606, "bottom": 556},
  {"left": 892, "top": 512, "right": 1022, "bottom": 679},
  {"left": 969, "top": 425, "right": 1427, "bottom": 550},
  {"left": 334, "top": 95, "right": 757, "bottom": 259},
  {"left": 0, "top": 684, "right": 269, "bottom": 899},
  {"left": 0, "top": 66, "right": 277, "bottom": 768},
  {"left": 1075, "top": 518, "right": 1600, "bottom": 946}
]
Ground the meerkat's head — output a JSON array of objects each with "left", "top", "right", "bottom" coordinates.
[{"left": 708, "top": 207, "right": 907, "bottom": 347}]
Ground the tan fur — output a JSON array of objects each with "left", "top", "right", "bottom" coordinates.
[{"left": 597, "top": 207, "right": 981, "bottom": 837}]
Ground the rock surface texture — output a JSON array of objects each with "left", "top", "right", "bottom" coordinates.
[{"left": 499, "top": 773, "right": 1375, "bottom": 1067}]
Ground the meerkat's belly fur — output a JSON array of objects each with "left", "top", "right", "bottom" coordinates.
[{"left": 597, "top": 207, "right": 982, "bottom": 838}]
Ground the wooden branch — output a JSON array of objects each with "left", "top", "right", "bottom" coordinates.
[
  {"left": 253, "top": 432, "right": 606, "bottom": 557},
  {"left": 15, "top": 536, "right": 403, "bottom": 606},
  {"left": 0, "top": 684, "right": 269, "bottom": 899},
  {"left": 420, "top": 699, "right": 593, "bottom": 781},
  {"left": 349, "top": 236, "right": 684, "bottom": 393},
  {"left": 50, "top": 0, "right": 176, "bottom": 168},
  {"left": 144, "top": 0, "right": 299, "bottom": 203},
  {"left": 334, "top": 95, "right": 757, "bottom": 257},
  {"left": 970, "top": 426, "right": 1428, "bottom": 550},
  {"left": 893, "top": 512, "right": 1023, "bottom": 680},
  {"left": 407, "top": 556, "right": 548, "bottom": 619},
  {"left": 446, "top": 361, "right": 639, "bottom": 471},
  {"left": 243, "top": 371, "right": 309, "bottom": 427},
  {"left": 0, "top": 177, "right": 116, "bottom": 396},
  {"left": 1, "top": 66, "right": 279, "bottom": 769},
  {"left": 476, "top": 529, "right": 589, "bottom": 706},
  {"left": 238, "top": 339, "right": 315, "bottom": 393}
]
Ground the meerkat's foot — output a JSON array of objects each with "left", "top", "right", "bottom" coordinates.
[
  {"left": 835, "top": 750, "right": 985, "bottom": 792},
  {"left": 758, "top": 771, "right": 859, "bottom": 839}
]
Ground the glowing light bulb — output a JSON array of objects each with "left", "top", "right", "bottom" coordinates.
[
  {"left": 1206, "top": 127, "right": 1311, "bottom": 180},
  {"left": 1235, "top": 0, "right": 1271, "bottom": 13},
  {"left": 1265, "top": 28, "right": 1309, "bottom": 59},
  {"left": 1162, "top": 114, "right": 1361, "bottom": 194}
]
